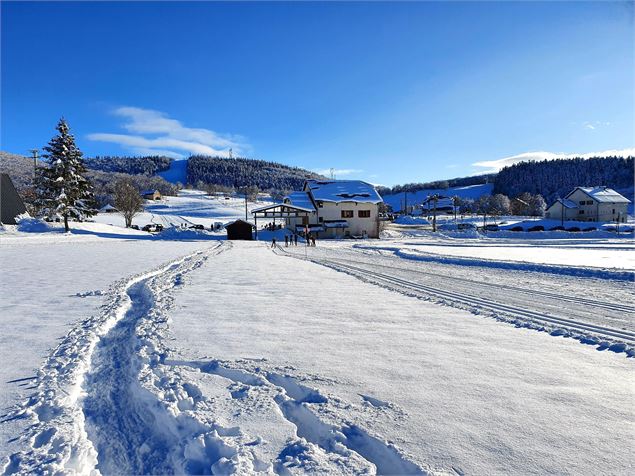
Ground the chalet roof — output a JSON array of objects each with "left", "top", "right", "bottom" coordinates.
[
  {"left": 284, "top": 191, "right": 315, "bottom": 210},
  {"left": 252, "top": 202, "right": 314, "bottom": 214},
  {"left": 304, "top": 180, "right": 382, "bottom": 204},
  {"left": 558, "top": 198, "right": 579, "bottom": 209},
  {"left": 572, "top": 187, "right": 631, "bottom": 204}
]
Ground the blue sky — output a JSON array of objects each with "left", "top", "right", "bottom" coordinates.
[{"left": 2, "top": 1, "right": 633, "bottom": 186}]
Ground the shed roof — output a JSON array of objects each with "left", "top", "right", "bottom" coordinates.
[
  {"left": 304, "top": 180, "right": 382, "bottom": 204},
  {"left": 573, "top": 187, "right": 631, "bottom": 203}
]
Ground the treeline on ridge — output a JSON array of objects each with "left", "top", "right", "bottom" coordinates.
[
  {"left": 493, "top": 156, "right": 634, "bottom": 203},
  {"left": 186, "top": 155, "right": 326, "bottom": 191},
  {"left": 84, "top": 155, "right": 173, "bottom": 175}
]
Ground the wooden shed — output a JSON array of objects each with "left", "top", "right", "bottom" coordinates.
[
  {"left": 141, "top": 189, "right": 162, "bottom": 201},
  {"left": 225, "top": 219, "right": 254, "bottom": 240}
]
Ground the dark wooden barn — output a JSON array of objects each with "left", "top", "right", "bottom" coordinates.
[
  {"left": 225, "top": 219, "right": 254, "bottom": 240},
  {"left": 0, "top": 173, "right": 27, "bottom": 225}
]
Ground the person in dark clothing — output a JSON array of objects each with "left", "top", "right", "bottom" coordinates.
[
  {"left": 271, "top": 237, "right": 277, "bottom": 248},
  {"left": 285, "top": 235, "right": 289, "bottom": 247},
  {"left": 311, "top": 235, "right": 316, "bottom": 247},
  {"left": 294, "top": 234, "right": 298, "bottom": 246}
]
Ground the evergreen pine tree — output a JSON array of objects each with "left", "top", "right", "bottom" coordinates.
[{"left": 35, "top": 118, "right": 97, "bottom": 232}]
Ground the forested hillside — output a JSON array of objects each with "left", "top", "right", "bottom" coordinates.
[
  {"left": 379, "top": 173, "right": 495, "bottom": 196},
  {"left": 186, "top": 155, "right": 326, "bottom": 191},
  {"left": 84, "top": 156, "right": 173, "bottom": 175},
  {"left": 493, "top": 156, "right": 634, "bottom": 202},
  {"left": 0, "top": 151, "right": 178, "bottom": 208}
]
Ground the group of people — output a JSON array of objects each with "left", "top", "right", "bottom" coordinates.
[
  {"left": 271, "top": 233, "right": 317, "bottom": 248},
  {"left": 264, "top": 222, "right": 283, "bottom": 231}
]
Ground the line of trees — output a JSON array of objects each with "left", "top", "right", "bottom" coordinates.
[
  {"left": 84, "top": 155, "right": 173, "bottom": 175},
  {"left": 493, "top": 156, "right": 634, "bottom": 202},
  {"left": 186, "top": 155, "right": 326, "bottom": 192}
]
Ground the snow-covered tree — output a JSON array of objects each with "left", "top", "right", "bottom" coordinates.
[
  {"left": 528, "top": 194, "right": 546, "bottom": 217},
  {"left": 35, "top": 118, "right": 97, "bottom": 232},
  {"left": 489, "top": 194, "right": 511, "bottom": 216},
  {"left": 114, "top": 178, "right": 143, "bottom": 228}
]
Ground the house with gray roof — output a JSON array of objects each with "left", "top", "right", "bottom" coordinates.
[
  {"left": 545, "top": 186, "right": 630, "bottom": 223},
  {"left": 284, "top": 180, "right": 384, "bottom": 238}
]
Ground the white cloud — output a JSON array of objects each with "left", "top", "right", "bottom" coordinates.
[
  {"left": 314, "top": 168, "right": 363, "bottom": 177},
  {"left": 87, "top": 106, "right": 247, "bottom": 158},
  {"left": 473, "top": 148, "right": 635, "bottom": 173}
]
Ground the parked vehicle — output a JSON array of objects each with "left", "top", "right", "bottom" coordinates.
[
  {"left": 527, "top": 225, "right": 544, "bottom": 232},
  {"left": 142, "top": 224, "right": 164, "bottom": 233},
  {"left": 510, "top": 226, "right": 524, "bottom": 232},
  {"left": 189, "top": 224, "right": 205, "bottom": 230}
]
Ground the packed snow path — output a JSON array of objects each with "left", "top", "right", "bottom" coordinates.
[
  {"left": 277, "top": 245, "right": 635, "bottom": 353},
  {"left": 2, "top": 244, "right": 226, "bottom": 475}
]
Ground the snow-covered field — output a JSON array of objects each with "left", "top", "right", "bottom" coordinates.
[{"left": 1, "top": 190, "right": 633, "bottom": 475}]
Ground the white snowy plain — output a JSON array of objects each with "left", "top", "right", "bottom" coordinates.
[{"left": 1, "top": 191, "right": 633, "bottom": 475}]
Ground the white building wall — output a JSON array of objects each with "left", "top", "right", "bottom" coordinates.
[{"left": 316, "top": 202, "right": 379, "bottom": 238}]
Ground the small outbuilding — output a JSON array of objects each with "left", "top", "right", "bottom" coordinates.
[
  {"left": 225, "top": 219, "right": 255, "bottom": 240},
  {"left": 141, "top": 189, "right": 162, "bottom": 201},
  {"left": 0, "top": 173, "right": 28, "bottom": 225},
  {"left": 100, "top": 203, "right": 118, "bottom": 213}
]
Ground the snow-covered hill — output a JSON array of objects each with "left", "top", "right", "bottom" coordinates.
[{"left": 382, "top": 183, "right": 493, "bottom": 211}]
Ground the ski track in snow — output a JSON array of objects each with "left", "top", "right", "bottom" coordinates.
[
  {"left": 2, "top": 241, "right": 430, "bottom": 476},
  {"left": 274, "top": 246, "right": 635, "bottom": 357}
]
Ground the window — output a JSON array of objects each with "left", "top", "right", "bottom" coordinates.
[
  {"left": 341, "top": 210, "right": 353, "bottom": 218},
  {"left": 579, "top": 201, "right": 585, "bottom": 205},
  {"left": 612, "top": 209, "right": 615, "bottom": 214},
  {"left": 587, "top": 200, "right": 593, "bottom": 205},
  {"left": 317, "top": 201, "right": 323, "bottom": 208},
  {"left": 318, "top": 217, "right": 324, "bottom": 222},
  {"left": 358, "top": 210, "right": 371, "bottom": 218},
  {"left": 579, "top": 210, "right": 584, "bottom": 215}
]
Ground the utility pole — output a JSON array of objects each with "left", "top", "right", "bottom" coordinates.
[
  {"left": 30, "top": 149, "right": 39, "bottom": 181},
  {"left": 244, "top": 193, "right": 248, "bottom": 221},
  {"left": 229, "top": 148, "right": 233, "bottom": 159},
  {"left": 431, "top": 194, "right": 438, "bottom": 232}
]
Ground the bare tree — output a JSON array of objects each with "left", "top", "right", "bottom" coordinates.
[{"left": 114, "top": 178, "right": 143, "bottom": 228}]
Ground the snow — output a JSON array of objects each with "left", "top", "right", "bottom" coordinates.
[
  {"left": 88, "top": 189, "right": 274, "bottom": 231},
  {"left": 382, "top": 183, "right": 493, "bottom": 211},
  {"left": 161, "top": 243, "right": 633, "bottom": 474},
  {"left": 0, "top": 231, "right": 212, "bottom": 467},
  {"left": 2, "top": 189, "right": 634, "bottom": 475},
  {"left": 393, "top": 215, "right": 430, "bottom": 225},
  {"left": 305, "top": 180, "right": 383, "bottom": 204},
  {"left": 576, "top": 186, "right": 631, "bottom": 203},
  {"left": 156, "top": 159, "right": 188, "bottom": 184}
]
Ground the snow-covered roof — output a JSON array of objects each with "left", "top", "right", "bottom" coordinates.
[
  {"left": 224, "top": 219, "right": 255, "bottom": 227},
  {"left": 558, "top": 198, "right": 579, "bottom": 209},
  {"left": 141, "top": 189, "right": 160, "bottom": 195},
  {"left": 99, "top": 204, "right": 118, "bottom": 211},
  {"left": 304, "top": 180, "right": 382, "bottom": 204},
  {"left": 284, "top": 191, "right": 315, "bottom": 210},
  {"left": 573, "top": 187, "right": 631, "bottom": 204}
]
